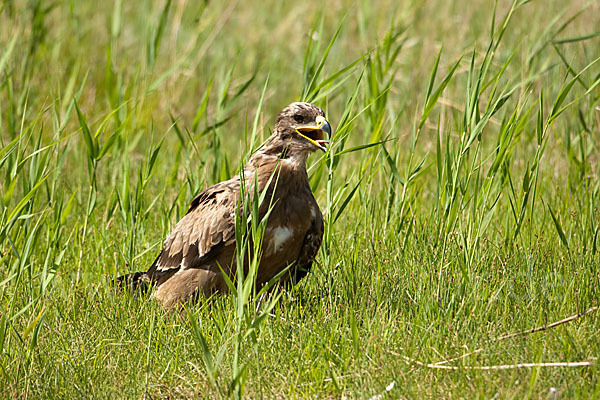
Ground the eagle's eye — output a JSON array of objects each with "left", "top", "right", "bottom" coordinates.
[{"left": 293, "top": 114, "right": 304, "bottom": 123}]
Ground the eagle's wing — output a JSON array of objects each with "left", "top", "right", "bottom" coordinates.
[
  {"left": 145, "top": 179, "right": 239, "bottom": 281},
  {"left": 290, "top": 210, "right": 324, "bottom": 284}
]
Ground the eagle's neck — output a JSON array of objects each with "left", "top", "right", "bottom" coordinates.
[
  {"left": 251, "top": 138, "right": 309, "bottom": 171},
  {"left": 246, "top": 141, "right": 310, "bottom": 193}
]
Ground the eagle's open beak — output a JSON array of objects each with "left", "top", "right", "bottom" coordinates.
[{"left": 296, "top": 115, "right": 331, "bottom": 153}]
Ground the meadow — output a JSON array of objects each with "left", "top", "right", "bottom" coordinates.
[{"left": 1, "top": 0, "right": 599, "bottom": 398}]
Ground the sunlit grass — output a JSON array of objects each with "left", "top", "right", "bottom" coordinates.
[{"left": 1, "top": 0, "right": 599, "bottom": 398}]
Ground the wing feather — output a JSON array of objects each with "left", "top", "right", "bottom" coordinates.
[
  {"left": 291, "top": 208, "right": 324, "bottom": 283},
  {"left": 146, "top": 179, "right": 239, "bottom": 279}
]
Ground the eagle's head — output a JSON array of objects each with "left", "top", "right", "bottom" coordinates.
[{"left": 273, "top": 102, "right": 332, "bottom": 156}]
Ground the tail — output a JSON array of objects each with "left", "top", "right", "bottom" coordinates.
[{"left": 114, "top": 271, "right": 152, "bottom": 293}]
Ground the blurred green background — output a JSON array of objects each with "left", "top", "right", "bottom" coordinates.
[{"left": 1, "top": 0, "right": 599, "bottom": 398}]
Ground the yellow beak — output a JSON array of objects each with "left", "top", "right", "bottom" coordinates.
[{"left": 295, "top": 115, "right": 332, "bottom": 153}]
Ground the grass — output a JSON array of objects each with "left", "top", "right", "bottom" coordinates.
[{"left": 1, "top": 0, "right": 600, "bottom": 398}]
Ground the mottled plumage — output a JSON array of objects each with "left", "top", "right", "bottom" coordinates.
[{"left": 117, "top": 102, "right": 331, "bottom": 307}]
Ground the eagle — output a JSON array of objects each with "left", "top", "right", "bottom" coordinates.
[{"left": 117, "top": 102, "right": 331, "bottom": 308}]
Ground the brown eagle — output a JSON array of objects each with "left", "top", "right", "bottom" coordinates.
[{"left": 117, "top": 102, "right": 331, "bottom": 307}]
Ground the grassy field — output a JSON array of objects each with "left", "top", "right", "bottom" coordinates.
[{"left": 1, "top": 0, "right": 600, "bottom": 398}]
